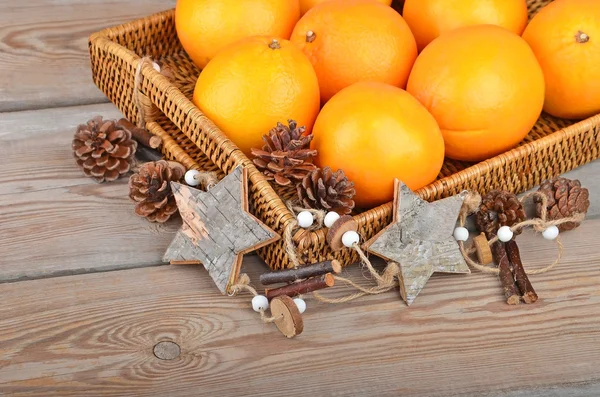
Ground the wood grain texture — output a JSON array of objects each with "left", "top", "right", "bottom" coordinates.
[
  {"left": 365, "top": 181, "right": 470, "bottom": 305},
  {"left": 0, "top": 104, "right": 179, "bottom": 282},
  {"left": 1, "top": 218, "right": 600, "bottom": 396},
  {"left": 0, "top": 0, "right": 176, "bottom": 112}
]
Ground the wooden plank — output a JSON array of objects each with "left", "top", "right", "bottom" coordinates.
[
  {"left": 0, "top": 0, "right": 176, "bottom": 112},
  {"left": 1, "top": 218, "right": 600, "bottom": 396},
  {"left": 0, "top": 104, "right": 179, "bottom": 281}
]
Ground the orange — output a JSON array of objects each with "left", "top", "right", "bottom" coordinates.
[
  {"left": 522, "top": 0, "right": 600, "bottom": 119},
  {"left": 193, "top": 36, "right": 320, "bottom": 156},
  {"left": 290, "top": 0, "right": 417, "bottom": 103},
  {"left": 403, "top": 0, "right": 528, "bottom": 52},
  {"left": 299, "top": 0, "right": 392, "bottom": 15},
  {"left": 175, "top": 0, "right": 300, "bottom": 69},
  {"left": 406, "top": 25, "right": 545, "bottom": 162},
  {"left": 311, "top": 81, "right": 444, "bottom": 209}
]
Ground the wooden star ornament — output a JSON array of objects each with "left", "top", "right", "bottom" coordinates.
[
  {"left": 363, "top": 180, "right": 470, "bottom": 305},
  {"left": 162, "top": 166, "right": 280, "bottom": 294}
]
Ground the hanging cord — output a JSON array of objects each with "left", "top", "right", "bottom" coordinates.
[
  {"left": 457, "top": 191, "right": 585, "bottom": 275},
  {"left": 228, "top": 274, "right": 282, "bottom": 323}
]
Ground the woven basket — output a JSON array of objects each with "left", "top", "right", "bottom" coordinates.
[{"left": 89, "top": 0, "right": 600, "bottom": 270}]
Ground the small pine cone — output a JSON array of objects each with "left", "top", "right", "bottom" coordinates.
[
  {"left": 128, "top": 160, "right": 186, "bottom": 223},
  {"left": 535, "top": 177, "right": 590, "bottom": 231},
  {"left": 72, "top": 116, "right": 138, "bottom": 182},
  {"left": 251, "top": 120, "right": 317, "bottom": 186},
  {"left": 297, "top": 167, "right": 356, "bottom": 215},
  {"left": 476, "top": 189, "right": 526, "bottom": 237}
]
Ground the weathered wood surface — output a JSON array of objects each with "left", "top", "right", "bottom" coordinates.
[
  {"left": 1, "top": 217, "right": 600, "bottom": 396},
  {"left": 365, "top": 181, "right": 470, "bottom": 305},
  {"left": 0, "top": 104, "right": 179, "bottom": 282},
  {"left": 163, "top": 167, "right": 279, "bottom": 294},
  {"left": 0, "top": 0, "right": 176, "bottom": 112}
]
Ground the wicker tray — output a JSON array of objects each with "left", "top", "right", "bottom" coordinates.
[{"left": 89, "top": 0, "right": 600, "bottom": 270}]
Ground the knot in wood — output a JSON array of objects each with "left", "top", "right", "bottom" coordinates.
[{"left": 153, "top": 341, "right": 181, "bottom": 360}]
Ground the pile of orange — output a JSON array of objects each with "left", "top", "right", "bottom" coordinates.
[{"left": 175, "top": 0, "right": 600, "bottom": 210}]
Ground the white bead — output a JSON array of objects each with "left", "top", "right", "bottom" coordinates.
[
  {"left": 152, "top": 62, "right": 161, "bottom": 72},
  {"left": 542, "top": 225, "right": 560, "bottom": 240},
  {"left": 293, "top": 298, "right": 306, "bottom": 314},
  {"left": 497, "top": 226, "right": 514, "bottom": 242},
  {"left": 251, "top": 295, "right": 269, "bottom": 312},
  {"left": 453, "top": 226, "right": 469, "bottom": 242},
  {"left": 324, "top": 211, "right": 340, "bottom": 228},
  {"left": 297, "top": 211, "right": 314, "bottom": 228},
  {"left": 184, "top": 169, "right": 201, "bottom": 186},
  {"left": 342, "top": 230, "right": 360, "bottom": 248}
]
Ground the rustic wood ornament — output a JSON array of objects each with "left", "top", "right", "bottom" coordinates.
[
  {"left": 270, "top": 295, "right": 304, "bottom": 338},
  {"left": 363, "top": 180, "right": 471, "bottom": 305},
  {"left": 162, "top": 166, "right": 280, "bottom": 294}
]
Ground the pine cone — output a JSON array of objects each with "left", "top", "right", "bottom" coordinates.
[
  {"left": 72, "top": 116, "right": 137, "bottom": 182},
  {"left": 128, "top": 160, "right": 186, "bottom": 223},
  {"left": 297, "top": 167, "right": 356, "bottom": 215},
  {"left": 475, "top": 190, "right": 526, "bottom": 237},
  {"left": 251, "top": 120, "right": 317, "bottom": 186},
  {"left": 534, "top": 177, "right": 589, "bottom": 231}
]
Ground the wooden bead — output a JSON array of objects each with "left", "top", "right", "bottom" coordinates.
[
  {"left": 453, "top": 227, "right": 469, "bottom": 242},
  {"left": 324, "top": 211, "right": 340, "bottom": 228},
  {"left": 326, "top": 215, "right": 358, "bottom": 251},
  {"left": 251, "top": 295, "right": 269, "bottom": 312},
  {"left": 542, "top": 225, "right": 559, "bottom": 240},
  {"left": 342, "top": 231, "right": 360, "bottom": 248},
  {"left": 184, "top": 169, "right": 201, "bottom": 186},
  {"left": 473, "top": 232, "right": 493, "bottom": 265},
  {"left": 293, "top": 298, "right": 306, "bottom": 314},
  {"left": 297, "top": 211, "right": 314, "bottom": 228},
  {"left": 270, "top": 295, "right": 304, "bottom": 338},
  {"left": 497, "top": 226, "right": 514, "bottom": 242}
]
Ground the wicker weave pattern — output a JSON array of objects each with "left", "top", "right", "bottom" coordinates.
[{"left": 89, "top": 0, "right": 600, "bottom": 270}]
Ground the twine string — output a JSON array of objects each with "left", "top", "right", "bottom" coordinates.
[
  {"left": 228, "top": 274, "right": 282, "bottom": 323},
  {"left": 133, "top": 56, "right": 155, "bottom": 129},
  {"left": 312, "top": 248, "right": 400, "bottom": 304}
]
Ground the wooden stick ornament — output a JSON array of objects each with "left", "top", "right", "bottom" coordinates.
[{"left": 455, "top": 177, "right": 590, "bottom": 305}]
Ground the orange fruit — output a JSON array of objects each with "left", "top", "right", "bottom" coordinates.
[
  {"left": 403, "top": 0, "right": 528, "bottom": 52},
  {"left": 311, "top": 81, "right": 444, "bottom": 209},
  {"left": 299, "top": 0, "right": 392, "bottom": 15},
  {"left": 406, "top": 25, "right": 545, "bottom": 162},
  {"left": 522, "top": 0, "right": 600, "bottom": 119},
  {"left": 175, "top": 0, "right": 300, "bottom": 69},
  {"left": 193, "top": 36, "right": 321, "bottom": 156},
  {"left": 290, "top": 0, "right": 417, "bottom": 103}
]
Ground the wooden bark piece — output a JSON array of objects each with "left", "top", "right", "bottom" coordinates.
[
  {"left": 473, "top": 233, "right": 493, "bottom": 264},
  {"left": 270, "top": 295, "right": 304, "bottom": 338},
  {"left": 162, "top": 166, "right": 280, "bottom": 294},
  {"left": 326, "top": 215, "right": 358, "bottom": 251},
  {"left": 117, "top": 118, "right": 162, "bottom": 149},
  {"left": 265, "top": 274, "right": 335, "bottom": 300},
  {"left": 259, "top": 260, "right": 341, "bottom": 285},
  {"left": 491, "top": 242, "right": 521, "bottom": 305},
  {"left": 506, "top": 240, "right": 538, "bottom": 304},
  {"left": 363, "top": 180, "right": 470, "bottom": 305}
]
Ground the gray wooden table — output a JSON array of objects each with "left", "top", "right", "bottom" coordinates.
[{"left": 1, "top": 1, "right": 599, "bottom": 396}]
